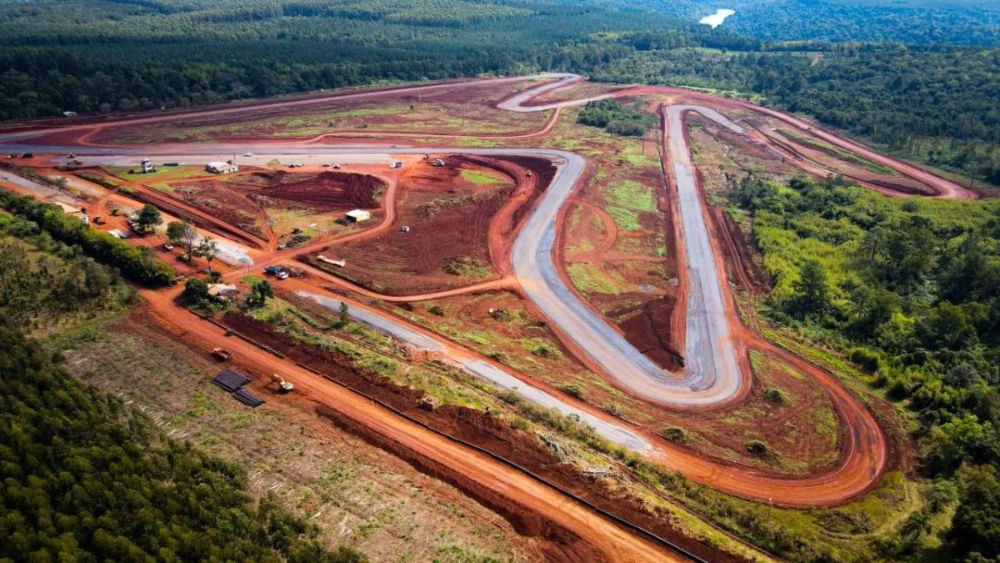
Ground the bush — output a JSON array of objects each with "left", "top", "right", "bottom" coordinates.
[
  {"left": 659, "top": 426, "right": 688, "bottom": 443},
  {"left": 745, "top": 440, "right": 770, "bottom": 457},
  {"left": 848, "top": 347, "right": 882, "bottom": 374},
  {"left": 558, "top": 383, "right": 584, "bottom": 399},
  {"left": 763, "top": 388, "right": 791, "bottom": 405}
]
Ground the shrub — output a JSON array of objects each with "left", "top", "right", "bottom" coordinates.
[
  {"left": 745, "top": 440, "right": 770, "bottom": 457},
  {"left": 659, "top": 426, "right": 688, "bottom": 443},
  {"left": 763, "top": 388, "right": 791, "bottom": 405},
  {"left": 558, "top": 383, "right": 584, "bottom": 399}
]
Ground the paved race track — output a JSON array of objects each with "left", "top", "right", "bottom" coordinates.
[{"left": 5, "top": 72, "right": 968, "bottom": 507}]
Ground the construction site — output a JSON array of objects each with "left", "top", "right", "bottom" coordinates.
[{"left": 0, "top": 72, "right": 984, "bottom": 563}]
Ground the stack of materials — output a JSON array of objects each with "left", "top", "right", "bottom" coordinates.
[{"left": 212, "top": 369, "right": 265, "bottom": 408}]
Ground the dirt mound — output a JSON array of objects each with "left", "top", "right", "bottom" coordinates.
[
  {"left": 220, "top": 310, "right": 742, "bottom": 563},
  {"left": 232, "top": 171, "right": 383, "bottom": 211},
  {"left": 615, "top": 296, "right": 684, "bottom": 371}
]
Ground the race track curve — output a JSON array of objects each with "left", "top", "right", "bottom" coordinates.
[{"left": 3, "top": 72, "right": 972, "bottom": 507}]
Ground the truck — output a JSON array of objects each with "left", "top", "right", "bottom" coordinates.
[{"left": 210, "top": 348, "right": 233, "bottom": 361}]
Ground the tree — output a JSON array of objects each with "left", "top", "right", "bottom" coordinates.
[
  {"left": 950, "top": 464, "right": 1000, "bottom": 560},
  {"left": 136, "top": 203, "right": 162, "bottom": 233},
  {"left": 244, "top": 279, "right": 272, "bottom": 309},
  {"left": 182, "top": 277, "right": 212, "bottom": 307},
  {"left": 787, "top": 259, "right": 830, "bottom": 320},
  {"left": 197, "top": 236, "right": 219, "bottom": 273},
  {"left": 167, "top": 220, "right": 198, "bottom": 259}
]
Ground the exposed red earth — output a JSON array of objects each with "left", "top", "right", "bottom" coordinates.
[{"left": 0, "top": 72, "right": 977, "bottom": 561}]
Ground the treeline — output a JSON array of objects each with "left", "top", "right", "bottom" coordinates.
[
  {"left": 0, "top": 319, "right": 364, "bottom": 563},
  {"left": 0, "top": 188, "right": 175, "bottom": 286},
  {"left": 733, "top": 174, "right": 1000, "bottom": 560},
  {"left": 577, "top": 99, "right": 655, "bottom": 137},
  {"left": 725, "top": 0, "right": 1000, "bottom": 46},
  {"left": 0, "top": 0, "right": 997, "bottom": 182}
]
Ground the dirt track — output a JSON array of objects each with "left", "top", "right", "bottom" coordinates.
[{"left": 1, "top": 72, "right": 973, "bottom": 551}]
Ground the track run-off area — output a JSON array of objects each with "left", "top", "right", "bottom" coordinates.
[{"left": 0, "top": 73, "right": 979, "bottom": 551}]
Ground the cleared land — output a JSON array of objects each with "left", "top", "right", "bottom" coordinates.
[{"left": 2, "top": 71, "right": 979, "bottom": 562}]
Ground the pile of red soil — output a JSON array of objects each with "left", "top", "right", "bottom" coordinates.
[{"left": 232, "top": 171, "right": 383, "bottom": 211}]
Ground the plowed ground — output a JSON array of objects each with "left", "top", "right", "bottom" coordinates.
[
  {"left": 168, "top": 170, "right": 385, "bottom": 239},
  {"left": 309, "top": 158, "right": 521, "bottom": 295},
  {"left": 227, "top": 170, "right": 382, "bottom": 212}
]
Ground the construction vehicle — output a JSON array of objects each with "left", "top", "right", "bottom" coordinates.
[
  {"left": 270, "top": 373, "right": 294, "bottom": 393},
  {"left": 211, "top": 348, "right": 233, "bottom": 361}
]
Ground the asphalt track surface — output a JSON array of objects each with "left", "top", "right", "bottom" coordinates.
[{"left": 5, "top": 72, "right": 969, "bottom": 507}]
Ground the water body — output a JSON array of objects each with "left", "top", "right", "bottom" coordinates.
[{"left": 699, "top": 9, "right": 735, "bottom": 28}]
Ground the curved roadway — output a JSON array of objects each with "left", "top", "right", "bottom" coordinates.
[{"left": 2, "top": 73, "right": 964, "bottom": 506}]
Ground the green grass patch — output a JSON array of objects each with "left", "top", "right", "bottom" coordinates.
[
  {"left": 460, "top": 168, "right": 509, "bottom": 186},
  {"left": 604, "top": 180, "right": 656, "bottom": 231},
  {"left": 566, "top": 262, "right": 628, "bottom": 295}
]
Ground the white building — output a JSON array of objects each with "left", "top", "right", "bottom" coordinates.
[
  {"left": 206, "top": 161, "right": 239, "bottom": 174},
  {"left": 345, "top": 209, "right": 371, "bottom": 223}
]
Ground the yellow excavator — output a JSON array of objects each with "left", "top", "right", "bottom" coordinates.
[{"left": 270, "top": 373, "right": 294, "bottom": 393}]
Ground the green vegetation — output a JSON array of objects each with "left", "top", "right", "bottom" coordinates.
[
  {"left": 74, "top": 171, "right": 121, "bottom": 190},
  {"left": 459, "top": 169, "right": 508, "bottom": 186},
  {"left": 0, "top": 190, "right": 175, "bottom": 286},
  {"left": 577, "top": 99, "right": 655, "bottom": 137},
  {"left": 604, "top": 179, "right": 657, "bottom": 231},
  {"left": 0, "top": 2, "right": 996, "bottom": 182},
  {"left": 0, "top": 322, "right": 364, "bottom": 563},
  {"left": 721, "top": 0, "right": 1000, "bottom": 45},
  {"left": 734, "top": 174, "right": 1000, "bottom": 561},
  {"left": 441, "top": 255, "right": 491, "bottom": 278},
  {"left": 566, "top": 262, "right": 628, "bottom": 295},
  {"left": 0, "top": 226, "right": 364, "bottom": 563},
  {"left": 0, "top": 214, "right": 135, "bottom": 330}
]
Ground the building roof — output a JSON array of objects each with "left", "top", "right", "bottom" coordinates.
[
  {"left": 346, "top": 209, "right": 371, "bottom": 218},
  {"left": 207, "top": 283, "right": 237, "bottom": 296}
]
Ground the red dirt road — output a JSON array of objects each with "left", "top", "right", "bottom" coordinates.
[
  {"left": 140, "top": 287, "right": 687, "bottom": 563},
  {"left": 3, "top": 72, "right": 966, "bottom": 557}
]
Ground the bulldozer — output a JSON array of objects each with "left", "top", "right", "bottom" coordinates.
[{"left": 270, "top": 373, "right": 294, "bottom": 393}]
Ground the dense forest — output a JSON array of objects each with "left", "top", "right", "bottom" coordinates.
[
  {"left": 0, "top": 213, "right": 365, "bottom": 563},
  {"left": 732, "top": 174, "right": 1000, "bottom": 561},
  {"left": 0, "top": 0, "right": 996, "bottom": 183},
  {"left": 717, "top": 0, "right": 1000, "bottom": 45}
]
